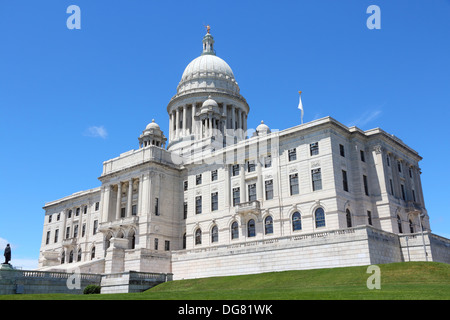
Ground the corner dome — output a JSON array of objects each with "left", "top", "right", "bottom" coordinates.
[
  {"left": 145, "top": 119, "right": 160, "bottom": 131},
  {"left": 256, "top": 120, "right": 270, "bottom": 135}
]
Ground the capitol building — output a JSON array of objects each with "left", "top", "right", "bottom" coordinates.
[{"left": 38, "top": 29, "right": 450, "bottom": 283}]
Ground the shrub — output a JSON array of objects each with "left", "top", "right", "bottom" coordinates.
[{"left": 83, "top": 284, "right": 101, "bottom": 294}]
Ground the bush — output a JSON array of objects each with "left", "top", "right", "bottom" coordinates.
[{"left": 83, "top": 284, "right": 101, "bottom": 294}]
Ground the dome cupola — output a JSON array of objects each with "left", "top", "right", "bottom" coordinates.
[{"left": 139, "top": 119, "right": 167, "bottom": 148}]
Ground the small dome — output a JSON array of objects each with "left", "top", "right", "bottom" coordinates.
[
  {"left": 145, "top": 119, "right": 160, "bottom": 131},
  {"left": 202, "top": 96, "right": 218, "bottom": 109},
  {"left": 256, "top": 120, "right": 270, "bottom": 135}
]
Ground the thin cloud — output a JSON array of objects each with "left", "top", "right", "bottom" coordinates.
[
  {"left": 348, "top": 109, "right": 382, "bottom": 128},
  {"left": 84, "top": 126, "right": 108, "bottom": 139}
]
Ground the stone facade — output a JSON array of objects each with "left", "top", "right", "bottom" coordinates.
[{"left": 37, "top": 30, "right": 449, "bottom": 281}]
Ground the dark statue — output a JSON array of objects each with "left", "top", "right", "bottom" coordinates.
[{"left": 3, "top": 244, "right": 11, "bottom": 264}]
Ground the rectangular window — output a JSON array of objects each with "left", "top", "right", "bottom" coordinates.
[
  {"left": 264, "top": 155, "right": 272, "bottom": 168},
  {"left": 154, "top": 198, "right": 159, "bottom": 216},
  {"left": 196, "top": 196, "right": 202, "bottom": 214},
  {"left": 390, "top": 179, "right": 394, "bottom": 195},
  {"left": 73, "top": 224, "right": 78, "bottom": 238},
  {"left": 93, "top": 220, "right": 98, "bottom": 235},
  {"left": 339, "top": 144, "right": 345, "bottom": 157},
  {"left": 48, "top": 215, "right": 52, "bottom": 223},
  {"left": 183, "top": 201, "right": 188, "bottom": 219},
  {"left": 183, "top": 180, "right": 188, "bottom": 191},
  {"left": 232, "top": 164, "right": 240, "bottom": 176},
  {"left": 265, "top": 180, "right": 274, "bottom": 200},
  {"left": 68, "top": 210, "right": 72, "bottom": 218},
  {"left": 82, "top": 223, "right": 86, "bottom": 237},
  {"left": 401, "top": 184, "right": 406, "bottom": 200},
  {"left": 363, "top": 175, "right": 369, "bottom": 196},
  {"left": 409, "top": 167, "right": 413, "bottom": 178},
  {"left": 76, "top": 208, "right": 80, "bottom": 216},
  {"left": 310, "top": 142, "right": 319, "bottom": 156},
  {"left": 367, "top": 211, "right": 372, "bottom": 226},
  {"left": 95, "top": 202, "right": 100, "bottom": 211},
  {"left": 360, "top": 150, "right": 365, "bottom": 162},
  {"left": 412, "top": 189, "right": 416, "bottom": 202},
  {"left": 46, "top": 231, "right": 50, "bottom": 245},
  {"left": 342, "top": 170, "right": 348, "bottom": 192},
  {"left": 386, "top": 155, "right": 390, "bottom": 166},
  {"left": 247, "top": 160, "right": 256, "bottom": 173},
  {"left": 211, "top": 170, "right": 218, "bottom": 181},
  {"left": 233, "top": 187, "right": 240, "bottom": 206},
  {"left": 289, "top": 173, "right": 299, "bottom": 195},
  {"left": 84, "top": 206, "right": 87, "bottom": 214},
  {"left": 288, "top": 148, "right": 297, "bottom": 161},
  {"left": 154, "top": 238, "right": 158, "bottom": 250},
  {"left": 121, "top": 207, "right": 126, "bottom": 218},
  {"left": 165, "top": 240, "right": 170, "bottom": 251},
  {"left": 312, "top": 168, "right": 322, "bottom": 191},
  {"left": 397, "top": 161, "right": 402, "bottom": 173},
  {"left": 248, "top": 183, "right": 257, "bottom": 201},
  {"left": 132, "top": 204, "right": 137, "bottom": 216},
  {"left": 211, "top": 192, "right": 218, "bottom": 211},
  {"left": 54, "top": 229, "right": 59, "bottom": 243},
  {"left": 57, "top": 213, "right": 60, "bottom": 221},
  {"left": 66, "top": 227, "right": 70, "bottom": 239},
  {"left": 196, "top": 174, "right": 202, "bottom": 185}
]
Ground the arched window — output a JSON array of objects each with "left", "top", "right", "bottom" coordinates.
[
  {"left": 91, "top": 246, "right": 95, "bottom": 260},
  {"left": 69, "top": 250, "right": 74, "bottom": 263},
  {"left": 292, "top": 212, "right": 302, "bottom": 231},
  {"left": 397, "top": 215, "right": 403, "bottom": 233},
  {"left": 264, "top": 216, "right": 273, "bottom": 235},
  {"left": 247, "top": 219, "right": 256, "bottom": 237},
  {"left": 61, "top": 250, "right": 65, "bottom": 264},
  {"left": 77, "top": 248, "right": 82, "bottom": 262},
  {"left": 211, "top": 225, "right": 218, "bottom": 243},
  {"left": 182, "top": 233, "right": 186, "bottom": 249},
  {"left": 195, "top": 228, "right": 202, "bottom": 245},
  {"left": 346, "top": 209, "right": 352, "bottom": 228},
  {"left": 231, "top": 221, "right": 239, "bottom": 240},
  {"left": 409, "top": 220, "right": 414, "bottom": 233},
  {"left": 315, "top": 208, "right": 326, "bottom": 228}
]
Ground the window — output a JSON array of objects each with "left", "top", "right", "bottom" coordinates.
[
  {"left": 76, "top": 208, "right": 80, "bottom": 216},
  {"left": 46, "top": 231, "right": 50, "bottom": 245},
  {"left": 233, "top": 187, "right": 240, "bottom": 206},
  {"left": 247, "top": 160, "right": 256, "bottom": 173},
  {"left": 397, "top": 161, "right": 402, "bottom": 173},
  {"left": 232, "top": 164, "right": 240, "bottom": 176},
  {"left": 292, "top": 212, "right": 302, "bottom": 231},
  {"left": 73, "top": 225, "right": 78, "bottom": 238},
  {"left": 183, "top": 201, "right": 188, "bottom": 219},
  {"left": 363, "top": 175, "right": 369, "bottom": 196},
  {"left": 54, "top": 229, "right": 59, "bottom": 243},
  {"left": 386, "top": 155, "right": 390, "bottom": 166},
  {"left": 154, "top": 238, "right": 159, "bottom": 250},
  {"left": 409, "top": 167, "right": 413, "bottom": 178},
  {"left": 93, "top": 220, "right": 98, "bottom": 235},
  {"left": 121, "top": 207, "right": 126, "bottom": 218},
  {"left": 195, "top": 196, "right": 202, "bottom": 214},
  {"left": 95, "top": 202, "right": 100, "bottom": 211},
  {"left": 412, "top": 189, "right": 416, "bottom": 202},
  {"left": 265, "top": 180, "right": 273, "bottom": 200},
  {"left": 48, "top": 215, "right": 52, "bottom": 223},
  {"left": 397, "top": 215, "right": 403, "bottom": 233},
  {"left": 289, "top": 173, "right": 299, "bottom": 195},
  {"left": 65, "top": 227, "right": 70, "bottom": 239},
  {"left": 211, "top": 225, "right": 219, "bottom": 243},
  {"left": 211, "top": 170, "right": 218, "bottom": 181},
  {"left": 247, "top": 219, "right": 256, "bottom": 237},
  {"left": 196, "top": 174, "right": 202, "bottom": 185},
  {"left": 367, "top": 211, "right": 373, "bottom": 226},
  {"left": 69, "top": 250, "right": 73, "bottom": 263},
  {"left": 401, "top": 184, "right": 406, "bottom": 200},
  {"left": 184, "top": 180, "right": 188, "bottom": 191},
  {"left": 389, "top": 179, "right": 394, "bottom": 195},
  {"left": 360, "top": 150, "right": 365, "bottom": 162},
  {"left": 409, "top": 220, "right": 414, "bottom": 233},
  {"left": 182, "top": 233, "right": 186, "bottom": 249},
  {"left": 57, "top": 213, "right": 60, "bottom": 221},
  {"left": 211, "top": 192, "right": 218, "bottom": 211},
  {"left": 155, "top": 198, "right": 159, "bottom": 215},
  {"left": 248, "top": 183, "right": 257, "bottom": 201},
  {"left": 315, "top": 208, "right": 326, "bottom": 228},
  {"left": 310, "top": 142, "right": 319, "bottom": 156},
  {"left": 312, "top": 169, "right": 322, "bottom": 191},
  {"left": 264, "top": 216, "right": 273, "bottom": 235},
  {"left": 68, "top": 210, "right": 72, "bottom": 218},
  {"left": 165, "top": 240, "right": 170, "bottom": 251},
  {"left": 84, "top": 206, "right": 87, "bottom": 214},
  {"left": 91, "top": 247, "right": 95, "bottom": 260},
  {"left": 339, "top": 144, "right": 345, "bottom": 157},
  {"left": 342, "top": 170, "right": 348, "bottom": 192},
  {"left": 231, "top": 221, "right": 239, "bottom": 240},
  {"left": 195, "top": 228, "right": 202, "bottom": 245},
  {"left": 82, "top": 223, "right": 86, "bottom": 237},
  {"left": 288, "top": 148, "right": 297, "bottom": 161},
  {"left": 77, "top": 249, "right": 82, "bottom": 262},
  {"left": 264, "top": 155, "right": 272, "bottom": 168},
  {"left": 132, "top": 204, "right": 137, "bottom": 216},
  {"left": 346, "top": 209, "right": 352, "bottom": 228}
]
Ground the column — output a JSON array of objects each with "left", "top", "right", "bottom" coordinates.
[
  {"left": 257, "top": 161, "right": 263, "bottom": 201},
  {"left": 169, "top": 112, "right": 173, "bottom": 142},
  {"left": 243, "top": 113, "right": 247, "bottom": 139},
  {"left": 175, "top": 108, "right": 180, "bottom": 139},
  {"left": 192, "top": 104, "right": 196, "bottom": 137},
  {"left": 224, "top": 165, "right": 230, "bottom": 207},
  {"left": 101, "top": 184, "right": 111, "bottom": 222},
  {"left": 127, "top": 179, "right": 133, "bottom": 218},
  {"left": 140, "top": 173, "right": 149, "bottom": 215},
  {"left": 231, "top": 105, "right": 236, "bottom": 131},
  {"left": 182, "top": 105, "right": 187, "bottom": 136},
  {"left": 240, "top": 164, "right": 246, "bottom": 203},
  {"left": 237, "top": 109, "right": 242, "bottom": 139},
  {"left": 115, "top": 182, "right": 122, "bottom": 220}
]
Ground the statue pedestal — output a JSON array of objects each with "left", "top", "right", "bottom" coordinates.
[{"left": 0, "top": 263, "right": 13, "bottom": 270}]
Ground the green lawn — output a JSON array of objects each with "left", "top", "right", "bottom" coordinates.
[{"left": 1, "top": 262, "right": 449, "bottom": 300}]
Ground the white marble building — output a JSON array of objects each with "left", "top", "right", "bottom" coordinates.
[{"left": 38, "top": 29, "right": 449, "bottom": 280}]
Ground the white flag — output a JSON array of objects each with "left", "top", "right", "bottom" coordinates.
[{"left": 298, "top": 91, "right": 304, "bottom": 124}]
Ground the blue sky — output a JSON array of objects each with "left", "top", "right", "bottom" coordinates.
[{"left": 0, "top": 0, "right": 449, "bottom": 269}]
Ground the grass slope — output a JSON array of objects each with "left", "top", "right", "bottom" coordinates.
[{"left": 1, "top": 262, "right": 449, "bottom": 300}]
